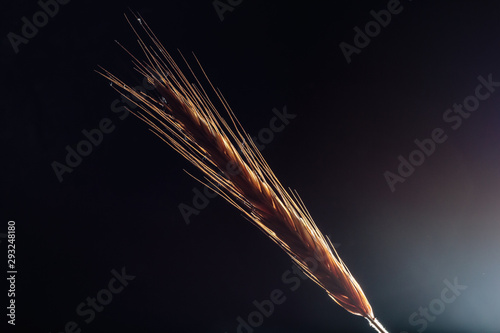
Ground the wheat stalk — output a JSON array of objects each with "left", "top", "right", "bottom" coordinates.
[{"left": 98, "top": 13, "right": 389, "bottom": 333}]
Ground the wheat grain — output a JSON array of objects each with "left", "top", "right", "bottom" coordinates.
[{"left": 98, "top": 13, "right": 389, "bottom": 333}]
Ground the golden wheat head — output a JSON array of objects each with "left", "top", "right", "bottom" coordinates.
[{"left": 97, "top": 13, "right": 389, "bottom": 333}]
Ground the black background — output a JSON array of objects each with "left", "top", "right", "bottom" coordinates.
[{"left": 1, "top": 1, "right": 500, "bottom": 332}]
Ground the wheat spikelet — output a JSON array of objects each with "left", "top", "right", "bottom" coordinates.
[{"left": 98, "top": 13, "right": 389, "bottom": 333}]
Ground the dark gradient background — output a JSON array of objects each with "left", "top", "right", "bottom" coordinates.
[{"left": 1, "top": 1, "right": 500, "bottom": 332}]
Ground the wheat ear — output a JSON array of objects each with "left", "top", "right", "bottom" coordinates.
[{"left": 97, "top": 13, "right": 389, "bottom": 333}]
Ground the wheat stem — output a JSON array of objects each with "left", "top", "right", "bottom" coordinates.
[{"left": 366, "top": 316, "right": 390, "bottom": 333}]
